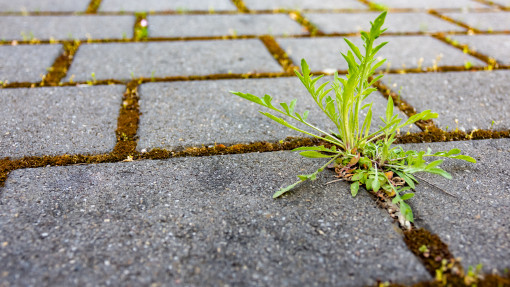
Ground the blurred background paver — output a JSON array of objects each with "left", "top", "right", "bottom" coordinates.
[
  {"left": 306, "top": 12, "right": 466, "bottom": 34},
  {"left": 403, "top": 139, "right": 510, "bottom": 273},
  {"left": 65, "top": 40, "right": 283, "bottom": 82},
  {"left": 148, "top": 14, "right": 307, "bottom": 38},
  {"left": 0, "top": 86, "right": 123, "bottom": 158},
  {"left": 443, "top": 12, "right": 510, "bottom": 32},
  {"left": 449, "top": 35, "right": 510, "bottom": 66},
  {"left": 0, "top": 16, "right": 135, "bottom": 41},
  {"left": 0, "top": 0, "right": 90, "bottom": 12},
  {"left": 0, "top": 44, "right": 61, "bottom": 83},
  {"left": 381, "top": 70, "right": 510, "bottom": 131},
  {"left": 0, "top": 151, "right": 430, "bottom": 286},
  {"left": 243, "top": 0, "right": 367, "bottom": 10},
  {"left": 99, "top": 0, "right": 237, "bottom": 12},
  {"left": 366, "top": 0, "right": 489, "bottom": 9}
]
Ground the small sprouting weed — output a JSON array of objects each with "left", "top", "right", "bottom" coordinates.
[
  {"left": 151, "top": 70, "right": 156, "bottom": 82},
  {"left": 231, "top": 12, "right": 475, "bottom": 224},
  {"left": 464, "top": 61, "right": 473, "bottom": 69}
]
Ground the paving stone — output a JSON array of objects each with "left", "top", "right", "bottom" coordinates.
[
  {"left": 0, "top": 16, "right": 134, "bottom": 41},
  {"left": 65, "top": 39, "right": 283, "bottom": 82},
  {"left": 0, "top": 85, "right": 123, "bottom": 159},
  {"left": 148, "top": 14, "right": 307, "bottom": 38},
  {"left": 491, "top": 0, "right": 510, "bottom": 7},
  {"left": 305, "top": 12, "right": 466, "bottom": 34},
  {"left": 277, "top": 36, "right": 486, "bottom": 72},
  {"left": 444, "top": 12, "right": 510, "bottom": 32},
  {"left": 243, "top": 0, "right": 367, "bottom": 10},
  {"left": 401, "top": 139, "right": 510, "bottom": 273},
  {"left": 137, "top": 77, "right": 419, "bottom": 151},
  {"left": 381, "top": 71, "right": 510, "bottom": 132},
  {"left": 449, "top": 34, "right": 510, "bottom": 66},
  {"left": 0, "top": 44, "right": 61, "bottom": 83},
  {"left": 367, "top": 0, "right": 489, "bottom": 9},
  {"left": 99, "top": 0, "right": 237, "bottom": 12},
  {"left": 0, "top": 151, "right": 431, "bottom": 286},
  {"left": 0, "top": 0, "right": 90, "bottom": 12}
]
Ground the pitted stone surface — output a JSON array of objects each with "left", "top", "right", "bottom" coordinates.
[
  {"left": 99, "top": 0, "right": 237, "bottom": 12},
  {"left": 449, "top": 34, "right": 510, "bottom": 66},
  {"left": 401, "top": 139, "right": 510, "bottom": 273},
  {"left": 381, "top": 70, "right": 510, "bottom": 131},
  {"left": 0, "top": 85, "right": 123, "bottom": 158},
  {"left": 305, "top": 12, "right": 466, "bottom": 34},
  {"left": 136, "top": 77, "right": 419, "bottom": 151},
  {"left": 277, "top": 36, "right": 485, "bottom": 72},
  {"left": 65, "top": 40, "right": 283, "bottom": 82},
  {"left": 243, "top": 0, "right": 367, "bottom": 10},
  {"left": 0, "top": 0, "right": 90, "bottom": 12},
  {"left": 0, "top": 151, "right": 431, "bottom": 286},
  {"left": 0, "top": 44, "right": 62, "bottom": 83},
  {"left": 148, "top": 14, "right": 307, "bottom": 38},
  {"left": 444, "top": 12, "right": 510, "bottom": 32},
  {"left": 367, "top": 0, "right": 489, "bottom": 9},
  {"left": 0, "top": 16, "right": 134, "bottom": 41}
]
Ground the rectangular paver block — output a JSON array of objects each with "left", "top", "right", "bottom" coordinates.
[
  {"left": 243, "top": 0, "right": 367, "bottom": 10},
  {"left": 0, "top": 151, "right": 430, "bottom": 286},
  {"left": 305, "top": 12, "right": 465, "bottom": 34},
  {"left": 148, "top": 14, "right": 307, "bottom": 38},
  {"left": 0, "top": 44, "right": 61, "bottom": 83},
  {"left": 0, "top": 0, "right": 90, "bottom": 12},
  {"left": 444, "top": 12, "right": 510, "bottom": 32},
  {"left": 0, "top": 85, "right": 124, "bottom": 158},
  {"left": 65, "top": 40, "right": 283, "bottom": 82},
  {"left": 99, "top": 0, "right": 237, "bottom": 12},
  {"left": 368, "top": 0, "right": 489, "bottom": 9},
  {"left": 402, "top": 139, "right": 510, "bottom": 273},
  {"left": 381, "top": 70, "right": 510, "bottom": 131},
  {"left": 277, "top": 35, "right": 486, "bottom": 72},
  {"left": 0, "top": 16, "right": 135, "bottom": 41},
  {"left": 449, "top": 34, "right": 510, "bottom": 66},
  {"left": 137, "top": 77, "right": 419, "bottom": 151}
]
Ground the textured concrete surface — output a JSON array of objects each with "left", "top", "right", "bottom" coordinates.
[
  {"left": 148, "top": 14, "right": 307, "bottom": 38},
  {"left": 401, "top": 139, "right": 510, "bottom": 273},
  {"left": 444, "top": 12, "right": 510, "bottom": 32},
  {"left": 137, "top": 77, "right": 419, "bottom": 151},
  {"left": 0, "top": 0, "right": 90, "bottom": 12},
  {"left": 243, "top": 0, "right": 367, "bottom": 10},
  {"left": 306, "top": 12, "right": 466, "bottom": 34},
  {"left": 0, "top": 86, "right": 123, "bottom": 158},
  {"left": 65, "top": 40, "right": 283, "bottom": 82},
  {"left": 449, "top": 34, "right": 510, "bottom": 66},
  {"left": 367, "top": 0, "right": 489, "bottom": 9},
  {"left": 99, "top": 0, "right": 237, "bottom": 12},
  {"left": 277, "top": 35, "right": 485, "bottom": 72},
  {"left": 0, "top": 151, "right": 431, "bottom": 286},
  {"left": 0, "top": 44, "right": 61, "bottom": 83},
  {"left": 381, "top": 70, "right": 510, "bottom": 132},
  {"left": 0, "top": 16, "right": 134, "bottom": 41}
]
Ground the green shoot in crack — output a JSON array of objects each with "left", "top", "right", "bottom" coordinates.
[{"left": 230, "top": 11, "right": 475, "bottom": 224}]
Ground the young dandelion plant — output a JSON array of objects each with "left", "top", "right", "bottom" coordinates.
[{"left": 230, "top": 12, "right": 475, "bottom": 225}]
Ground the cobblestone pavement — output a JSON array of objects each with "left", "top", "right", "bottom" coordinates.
[{"left": 0, "top": 0, "right": 509, "bottom": 286}]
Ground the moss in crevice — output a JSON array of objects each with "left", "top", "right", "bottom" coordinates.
[
  {"left": 86, "top": 0, "right": 102, "bottom": 14},
  {"left": 288, "top": 10, "right": 323, "bottom": 36},
  {"left": 134, "top": 12, "right": 148, "bottom": 41},
  {"left": 231, "top": 0, "right": 250, "bottom": 13},
  {"left": 395, "top": 129, "right": 510, "bottom": 144},
  {"left": 433, "top": 33, "right": 499, "bottom": 69},
  {"left": 111, "top": 80, "right": 141, "bottom": 159},
  {"left": 41, "top": 40, "right": 80, "bottom": 86},
  {"left": 259, "top": 35, "right": 298, "bottom": 72},
  {"left": 428, "top": 10, "right": 480, "bottom": 34}
]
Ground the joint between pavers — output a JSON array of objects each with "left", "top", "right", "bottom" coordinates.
[
  {"left": 40, "top": 40, "right": 80, "bottom": 86},
  {"left": 231, "top": 0, "right": 250, "bottom": 13},
  {"left": 471, "top": 0, "right": 507, "bottom": 9},
  {"left": 111, "top": 80, "right": 141, "bottom": 159},
  {"left": 428, "top": 10, "right": 481, "bottom": 34},
  {"left": 259, "top": 35, "right": 298, "bottom": 72},
  {"left": 85, "top": 0, "right": 102, "bottom": 14},
  {"left": 287, "top": 10, "right": 324, "bottom": 36}
]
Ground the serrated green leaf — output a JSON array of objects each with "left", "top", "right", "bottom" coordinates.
[
  {"left": 299, "top": 151, "right": 335, "bottom": 158},
  {"left": 425, "top": 159, "right": 443, "bottom": 170},
  {"left": 273, "top": 180, "right": 301, "bottom": 198},
  {"left": 428, "top": 167, "right": 452, "bottom": 179},
  {"left": 351, "top": 182, "right": 360, "bottom": 197},
  {"left": 400, "top": 193, "right": 415, "bottom": 200},
  {"left": 344, "top": 38, "right": 363, "bottom": 61},
  {"left": 451, "top": 155, "right": 476, "bottom": 163},
  {"left": 400, "top": 201, "right": 414, "bottom": 222},
  {"left": 231, "top": 91, "right": 263, "bottom": 105}
]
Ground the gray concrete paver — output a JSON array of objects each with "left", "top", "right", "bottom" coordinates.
[
  {"left": 0, "top": 85, "right": 124, "bottom": 158},
  {"left": 381, "top": 70, "right": 510, "bottom": 132},
  {"left": 277, "top": 36, "right": 486, "bottom": 72},
  {"left": 99, "top": 0, "right": 237, "bottom": 12},
  {"left": 0, "top": 16, "right": 135, "bottom": 41},
  {"left": 305, "top": 12, "right": 466, "bottom": 34},
  {"left": 449, "top": 34, "right": 510, "bottom": 66},
  {"left": 0, "top": 0, "right": 90, "bottom": 12},
  {"left": 402, "top": 139, "right": 510, "bottom": 273},
  {"left": 243, "top": 0, "right": 367, "bottom": 10},
  {"left": 444, "top": 12, "right": 510, "bottom": 32},
  {"left": 148, "top": 14, "right": 307, "bottom": 38},
  {"left": 65, "top": 39, "right": 283, "bottom": 82},
  {"left": 0, "top": 44, "right": 61, "bottom": 83},
  {"left": 368, "top": 0, "right": 489, "bottom": 9},
  {"left": 0, "top": 151, "right": 431, "bottom": 286},
  {"left": 136, "top": 77, "right": 419, "bottom": 152}
]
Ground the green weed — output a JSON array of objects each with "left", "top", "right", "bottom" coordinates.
[{"left": 231, "top": 12, "right": 475, "bottom": 223}]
